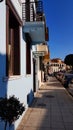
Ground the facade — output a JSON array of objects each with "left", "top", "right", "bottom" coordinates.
[
  {"left": 36, "top": 43, "right": 49, "bottom": 88},
  {"left": 0, "top": 0, "right": 48, "bottom": 129},
  {"left": 49, "top": 58, "right": 66, "bottom": 74}
]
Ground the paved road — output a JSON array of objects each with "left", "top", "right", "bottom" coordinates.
[{"left": 17, "top": 77, "right": 73, "bottom": 130}]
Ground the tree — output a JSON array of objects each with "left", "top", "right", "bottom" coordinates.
[
  {"left": 0, "top": 96, "right": 25, "bottom": 130},
  {"left": 64, "top": 54, "right": 73, "bottom": 69}
]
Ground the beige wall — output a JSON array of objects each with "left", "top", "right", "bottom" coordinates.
[{"left": 37, "top": 44, "right": 48, "bottom": 54}]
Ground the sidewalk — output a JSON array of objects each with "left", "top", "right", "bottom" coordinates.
[
  {"left": 17, "top": 77, "right": 73, "bottom": 130},
  {"left": 66, "top": 86, "right": 73, "bottom": 97}
]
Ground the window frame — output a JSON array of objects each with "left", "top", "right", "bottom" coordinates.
[{"left": 6, "top": 1, "right": 21, "bottom": 77}]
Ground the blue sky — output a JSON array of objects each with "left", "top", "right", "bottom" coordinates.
[{"left": 42, "top": 0, "right": 73, "bottom": 61}]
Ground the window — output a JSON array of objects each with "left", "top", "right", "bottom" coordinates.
[
  {"left": 25, "top": 33, "right": 31, "bottom": 74},
  {"left": 6, "top": 2, "right": 21, "bottom": 76}
]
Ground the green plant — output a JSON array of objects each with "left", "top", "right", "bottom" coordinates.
[{"left": 0, "top": 96, "right": 25, "bottom": 130}]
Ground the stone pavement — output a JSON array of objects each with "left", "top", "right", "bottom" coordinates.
[
  {"left": 17, "top": 77, "right": 73, "bottom": 130},
  {"left": 66, "top": 86, "right": 73, "bottom": 97}
]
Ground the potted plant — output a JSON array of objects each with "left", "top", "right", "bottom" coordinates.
[{"left": 0, "top": 95, "right": 25, "bottom": 130}]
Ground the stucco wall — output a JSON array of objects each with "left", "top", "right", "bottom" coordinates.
[
  {"left": 6, "top": 21, "right": 34, "bottom": 130},
  {"left": 0, "top": 1, "right": 34, "bottom": 129},
  {"left": 11, "top": 0, "right": 22, "bottom": 19},
  {"left": 0, "top": 0, "right": 6, "bottom": 97}
]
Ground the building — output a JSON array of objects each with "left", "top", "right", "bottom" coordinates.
[
  {"left": 0, "top": 0, "right": 48, "bottom": 129},
  {"left": 49, "top": 58, "right": 66, "bottom": 74},
  {"left": 35, "top": 43, "right": 49, "bottom": 88}
]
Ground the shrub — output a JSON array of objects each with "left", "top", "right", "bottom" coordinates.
[{"left": 0, "top": 96, "right": 25, "bottom": 130}]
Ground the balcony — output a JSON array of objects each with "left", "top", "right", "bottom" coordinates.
[
  {"left": 22, "top": 1, "right": 49, "bottom": 44},
  {"left": 37, "top": 44, "right": 48, "bottom": 54}
]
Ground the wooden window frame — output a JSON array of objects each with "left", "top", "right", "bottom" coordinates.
[
  {"left": 6, "top": 2, "right": 21, "bottom": 76},
  {"left": 6, "top": 0, "right": 22, "bottom": 26}
]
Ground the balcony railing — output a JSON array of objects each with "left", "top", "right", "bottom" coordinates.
[
  {"left": 22, "top": 1, "right": 49, "bottom": 44},
  {"left": 22, "top": 1, "right": 44, "bottom": 22}
]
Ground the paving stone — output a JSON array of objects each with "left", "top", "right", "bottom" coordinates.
[{"left": 16, "top": 77, "right": 73, "bottom": 130}]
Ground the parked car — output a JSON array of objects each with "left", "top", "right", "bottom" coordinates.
[
  {"left": 67, "top": 78, "right": 73, "bottom": 95},
  {"left": 68, "top": 78, "right": 73, "bottom": 88},
  {"left": 62, "top": 73, "right": 73, "bottom": 88},
  {"left": 55, "top": 72, "right": 64, "bottom": 82}
]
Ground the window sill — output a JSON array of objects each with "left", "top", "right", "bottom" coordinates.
[
  {"left": 3, "top": 74, "right": 32, "bottom": 82},
  {"left": 25, "top": 74, "right": 31, "bottom": 77},
  {"left": 3, "top": 75, "right": 21, "bottom": 82}
]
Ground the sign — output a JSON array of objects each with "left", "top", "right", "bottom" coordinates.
[{"left": 33, "top": 51, "right": 45, "bottom": 57}]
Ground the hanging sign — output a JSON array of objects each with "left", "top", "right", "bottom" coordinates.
[{"left": 33, "top": 51, "right": 45, "bottom": 57}]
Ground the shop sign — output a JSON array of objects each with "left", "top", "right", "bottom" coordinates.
[{"left": 33, "top": 51, "right": 45, "bottom": 57}]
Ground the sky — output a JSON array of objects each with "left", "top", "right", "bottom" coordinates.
[{"left": 42, "top": 0, "right": 73, "bottom": 61}]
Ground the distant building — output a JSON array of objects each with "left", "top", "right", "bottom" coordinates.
[{"left": 49, "top": 58, "right": 66, "bottom": 74}]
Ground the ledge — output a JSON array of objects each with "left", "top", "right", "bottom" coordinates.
[
  {"left": 3, "top": 75, "right": 21, "bottom": 82},
  {"left": 3, "top": 74, "right": 32, "bottom": 82}
]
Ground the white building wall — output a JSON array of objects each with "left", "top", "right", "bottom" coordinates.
[
  {"left": 32, "top": 45, "right": 40, "bottom": 92},
  {"left": 36, "top": 57, "right": 39, "bottom": 90},
  {"left": 11, "top": 0, "right": 22, "bottom": 19},
  {"left": 0, "top": 0, "right": 44, "bottom": 129},
  {"left": 38, "top": 58, "right": 44, "bottom": 88},
  {"left": 0, "top": 1, "right": 34, "bottom": 129},
  {"left": 0, "top": 0, "right": 6, "bottom": 97},
  {"left": 6, "top": 20, "right": 33, "bottom": 130}
]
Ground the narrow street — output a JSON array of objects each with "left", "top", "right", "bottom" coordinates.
[{"left": 17, "top": 77, "right": 73, "bottom": 130}]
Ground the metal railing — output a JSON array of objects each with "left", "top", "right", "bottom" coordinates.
[{"left": 22, "top": 1, "right": 44, "bottom": 22}]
